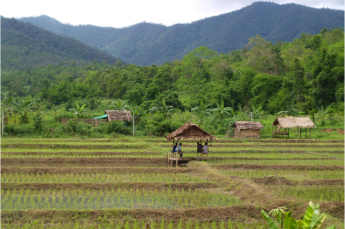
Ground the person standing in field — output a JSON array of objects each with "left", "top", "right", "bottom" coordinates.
[
  {"left": 202, "top": 142, "right": 208, "bottom": 156},
  {"left": 172, "top": 142, "right": 177, "bottom": 153},
  {"left": 177, "top": 142, "right": 183, "bottom": 158},
  {"left": 197, "top": 141, "right": 203, "bottom": 156}
]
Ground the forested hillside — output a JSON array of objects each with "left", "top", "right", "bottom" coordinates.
[
  {"left": 21, "top": 2, "right": 344, "bottom": 65},
  {"left": 1, "top": 17, "right": 120, "bottom": 70},
  {"left": 2, "top": 29, "right": 343, "bottom": 136}
]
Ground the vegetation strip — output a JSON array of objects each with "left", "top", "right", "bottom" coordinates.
[
  {"left": 2, "top": 151, "right": 161, "bottom": 156},
  {"left": 206, "top": 150, "right": 344, "bottom": 154},
  {"left": 215, "top": 164, "right": 344, "bottom": 170},
  {"left": 252, "top": 177, "right": 344, "bottom": 186},
  {"left": 2, "top": 158, "right": 166, "bottom": 164},
  {"left": 2, "top": 182, "right": 218, "bottom": 190},
  {"left": 1, "top": 206, "right": 261, "bottom": 223},
  {"left": 159, "top": 143, "right": 344, "bottom": 148},
  {"left": 1, "top": 167, "right": 192, "bottom": 174},
  {"left": 2, "top": 144, "right": 149, "bottom": 149},
  {"left": 203, "top": 157, "right": 335, "bottom": 161},
  {"left": 147, "top": 139, "right": 344, "bottom": 143}
]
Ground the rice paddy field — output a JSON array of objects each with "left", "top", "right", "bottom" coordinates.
[{"left": 1, "top": 137, "right": 344, "bottom": 228}]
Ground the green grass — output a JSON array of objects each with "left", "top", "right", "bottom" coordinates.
[
  {"left": 2, "top": 188, "right": 241, "bottom": 210},
  {"left": 2, "top": 137, "right": 344, "bottom": 228},
  {"left": 271, "top": 185, "right": 344, "bottom": 202},
  {"left": 218, "top": 169, "right": 344, "bottom": 180},
  {"left": 2, "top": 173, "right": 210, "bottom": 184},
  {"left": 208, "top": 159, "right": 344, "bottom": 166},
  {"left": 1, "top": 220, "right": 268, "bottom": 229}
]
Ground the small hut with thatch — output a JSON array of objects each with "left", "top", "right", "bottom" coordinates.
[
  {"left": 166, "top": 123, "right": 215, "bottom": 165},
  {"left": 166, "top": 122, "right": 215, "bottom": 142},
  {"left": 94, "top": 110, "right": 132, "bottom": 122},
  {"left": 104, "top": 110, "right": 132, "bottom": 122},
  {"left": 233, "top": 121, "right": 263, "bottom": 138},
  {"left": 272, "top": 116, "right": 315, "bottom": 138}
]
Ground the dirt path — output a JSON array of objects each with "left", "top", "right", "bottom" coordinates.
[{"left": 187, "top": 161, "right": 344, "bottom": 219}]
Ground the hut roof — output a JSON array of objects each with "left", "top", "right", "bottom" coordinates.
[
  {"left": 166, "top": 123, "right": 215, "bottom": 141},
  {"left": 273, "top": 116, "right": 315, "bottom": 128},
  {"left": 233, "top": 121, "right": 263, "bottom": 130},
  {"left": 104, "top": 110, "right": 132, "bottom": 122}
]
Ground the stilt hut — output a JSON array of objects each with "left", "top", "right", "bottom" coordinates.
[
  {"left": 272, "top": 116, "right": 315, "bottom": 138},
  {"left": 233, "top": 121, "right": 263, "bottom": 138},
  {"left": 104, "top": 110, "right": 132, "bottom": 122},
  {"left": 166, "top": 123, "right": 215, "bottom": 166},
  {"left": 93, "top": 110, "right": 132, "bottom": 125}
]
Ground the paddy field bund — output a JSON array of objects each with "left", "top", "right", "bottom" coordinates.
[{"left": 1, "top": 137, "right": 344, "bottom": 228}]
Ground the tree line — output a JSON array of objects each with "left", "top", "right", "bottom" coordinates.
[{"left": 2, "top": 29, "right": 344, "bottom": 136}]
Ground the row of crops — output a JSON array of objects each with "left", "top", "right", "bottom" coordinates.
[{"left": 1, "top": 137, "right": 344, "bottom": 228}]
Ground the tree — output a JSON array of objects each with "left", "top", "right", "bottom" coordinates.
[
  {"left": 246, "top": 35, "right": 285, "bottom": 75},
  {"left": 292, "top": 58, "right": 305, "bottom": 106}
]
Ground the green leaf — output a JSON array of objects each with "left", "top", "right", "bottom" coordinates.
[{"left": 261, "top": 210, "right": 280, "bottom": 229}]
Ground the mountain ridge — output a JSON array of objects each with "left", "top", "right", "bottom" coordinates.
[
  {"left": 2, "top": 17, "right": 120, "bottom": 70},
  {"left": 18, "top": 2, "right": 345, "bottom": 65}
]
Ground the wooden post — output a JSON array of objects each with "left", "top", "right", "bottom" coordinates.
[
  {"left": 167, "top": 151, "right": 170, "bottom": 166},
  {"left": 298, "top": 128, "right": 300, "bottom": 138},
  {"left": 132, "top": 112, "right": 135, "bottom": 136}
]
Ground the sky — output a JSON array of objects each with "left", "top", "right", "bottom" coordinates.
[{"left": 1, "top": 0, "right": 344, "bottom": 28}]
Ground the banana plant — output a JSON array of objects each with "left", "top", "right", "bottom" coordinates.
[
  {"left": 73, "top": 102, "right": 87, "bottom": 118},
  {"left": 261, "top": 201, "right": 335, "bottom": 229}
]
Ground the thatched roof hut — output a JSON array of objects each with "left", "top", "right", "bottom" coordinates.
[
  {"left": 272, "top": 116, "right": 315, "bottom": 138},
  {"left": 104, "top": 110, "right": 132, "bottom": 122},
  {"left": 166, "top": 123, "right": 215, "bottom": 141},
  {"left": 273, "top": 116, "right": 315, "bottom": 129},
  {"left": 233, "top": 121, "right": 263, "bottom": 138}
]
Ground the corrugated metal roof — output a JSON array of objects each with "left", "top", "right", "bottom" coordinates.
[{"left": 93, "top": 114, "right": 108, "bottom": 120}]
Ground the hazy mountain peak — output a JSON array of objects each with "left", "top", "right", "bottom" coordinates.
[
  {"left": 2, "top": 17, "right": 119, "bottom": 70},
  {"left": 18, "top": 2, "right": 344, "bottom": 65}
]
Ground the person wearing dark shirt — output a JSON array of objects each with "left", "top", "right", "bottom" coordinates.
[{"left": 177, "top": 143, "right": 183, "bottom": 158}]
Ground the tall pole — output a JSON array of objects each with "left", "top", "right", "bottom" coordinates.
[{"left": 132, "top": 111, "right": 135, "bottom": 136}]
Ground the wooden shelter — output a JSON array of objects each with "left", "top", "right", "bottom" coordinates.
[
  {"left": 233, "top": 121, "right": 263, "bottom": 138},
  {"left": 93, "top": 110, "right": 135, "bottom": 135},
  {"left": 104, "top": 110, "right": 132, "bottom": 122},
  {"left": 166, "top": 123, "right": 214, "bottom": 166},
  {"left": 272, "top": 116, "right": 315, "bottom": 138},
  {"left": 166, "top": 122, "right": 215, "bottom": 142}
]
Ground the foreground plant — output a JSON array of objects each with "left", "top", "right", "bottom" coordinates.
[{"left": 261, "top": 201, "right": 335, "bottom": 229}]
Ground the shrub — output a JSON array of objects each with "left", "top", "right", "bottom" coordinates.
[
  {"left": 4, "top": 123, "right": 34, "bottom": 136},
  {"left": 107, "top": 121, "right": 131, "bottom": 135},
  {"left": 142, "top": 113, "right": 177, "bottom": 136},
  {"left": 33, "top": 113, "right": 43, "bottom": 132}
]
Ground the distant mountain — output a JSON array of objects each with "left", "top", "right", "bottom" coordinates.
[
  {"left": 2, "top": 17, "right": 119, "bottom": 70},
  {"left": 21, "top": 2, "right": 344, "bottom": 65}
]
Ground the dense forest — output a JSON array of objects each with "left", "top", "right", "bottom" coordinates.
[
  {"left": 20, "top": 2, "right": 344, "bottom": 65},
  {"left": 2, "top": 28, "right": 344, "bottom": 136},
  {"left": 1, "top": 17, "right": 120, "bottom": 70}
]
